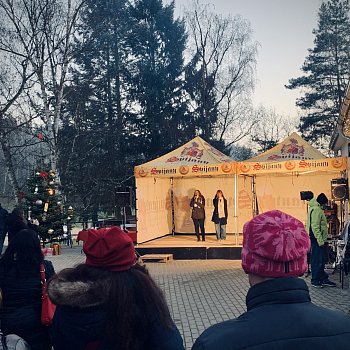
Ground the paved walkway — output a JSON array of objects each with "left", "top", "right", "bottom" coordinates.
[{"left": 48, "top": 246, "right": 350, "bottom": 350}]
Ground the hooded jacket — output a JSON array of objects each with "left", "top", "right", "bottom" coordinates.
[
  {"left": 0, "top": 259, "right": 54, "bottom": 350},
  {"left": 192, "top": 278, "right": 350, "bottom": 350},
  {"left": 306, "top": 198, "right": 328, "bottom": 246},
  {"left": 48, "top": 269, "right": 184, "bottom": 350}
]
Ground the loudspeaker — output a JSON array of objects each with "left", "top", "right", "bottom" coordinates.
[
  {"left": 300, "top": 191, "right": 314, "bottom": 201},
  {"left": 331, "top": 178, "right": 349, "bottom": 201}
]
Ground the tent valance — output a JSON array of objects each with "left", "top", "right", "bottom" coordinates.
[
  {"left": 238, "top": 157, "right": 347, "bottom": 175},
  {"left": 135, "top": 157, "right": 347, "bottom": 178}
]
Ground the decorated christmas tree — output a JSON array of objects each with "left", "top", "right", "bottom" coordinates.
[{"left": 23, "top": 169, "right": 66, "bottom": 244}]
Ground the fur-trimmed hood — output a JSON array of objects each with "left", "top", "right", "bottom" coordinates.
[{"left": 48, "top": 269, "right": 109, "bottom": 308}]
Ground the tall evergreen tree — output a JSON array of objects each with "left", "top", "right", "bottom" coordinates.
[
  {"left": 59, "top": 0, "right": 132, "bottom": 207},
  {"left": 128, "top": 0, "right": 191, "bottom": 159},
  {"left": 286, "top": 0, "right": 350, "bottom": 147}
]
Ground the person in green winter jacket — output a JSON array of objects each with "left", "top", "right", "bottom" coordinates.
[{"left": 306, "top": 193, "right": 336, "bottom": 288}]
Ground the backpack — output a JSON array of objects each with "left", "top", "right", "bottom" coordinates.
[{"left": 0, "top": 326, "right": 31, "bottom": 350}]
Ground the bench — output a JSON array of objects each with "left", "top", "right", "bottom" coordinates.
[{"left": 139, "top": 254, "right": 173, "bottom": 263}]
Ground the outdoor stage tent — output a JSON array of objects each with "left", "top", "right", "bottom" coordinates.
[
  {"left": 135, "top": 134, "right": 347, "bottom": 243},
  {"left": 240, "top": 133, "right": 348, "bottom": 223}
]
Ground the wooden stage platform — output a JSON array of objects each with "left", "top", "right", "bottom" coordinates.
[{"left": 135, "top": 234, "right": 243, "bottom": 260}]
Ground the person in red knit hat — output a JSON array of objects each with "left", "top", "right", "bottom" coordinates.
[
  {"left": 48, "top": 226, "right": 184, "bottom": 350},
  {"left": 192, "top": 210, "right": 350, "bottom": 350}
]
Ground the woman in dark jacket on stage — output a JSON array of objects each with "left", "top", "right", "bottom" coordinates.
[
  {"left": 212, "top": 190, "right": 228, "bottom": 241},
  {"left": 0, "top": 229, "right": 55, "bottom": 350},
  {"left": 48, "top": 226, "right": 184, "bottom": 350},
  {"left": 190, "top": 190, "right": 206, "bottom": 241}
]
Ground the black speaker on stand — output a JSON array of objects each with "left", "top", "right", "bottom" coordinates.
[
  {"left": 331, "top": 178, "right": 348, "bottom": 233},
  {"left": 331, "top": 178, "right": 349, "bottom": 201}
]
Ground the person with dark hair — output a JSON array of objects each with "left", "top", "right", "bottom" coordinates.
[
  {"left": 306, "top": 192, "right": 336, "bottom": 288},
  {"left": 0, "top": 203, "right": 8, "bottom": 254},
  {"left": 48, "top": 226, "right": 184, "bottom": 350},
  {"left": 5, "top": 208, "right": 28, "bottom": 243},
  {"left": 192, "top": 210, "right": 350, "bottom": 350},
  {"left": 190, "top": 190, "right": 206, "bottom": 241},
  {"left": 0, "top": 229, "right": 54, "bottom": 350},
  {"left": 212, "top": 190, "right": 228, "bottom": 241}
]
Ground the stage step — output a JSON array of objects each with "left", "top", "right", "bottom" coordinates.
[{"left": 140, "top": 254, "right": 173, "bottom": 263}]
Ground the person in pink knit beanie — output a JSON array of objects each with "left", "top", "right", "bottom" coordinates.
[{"left": 192, "top": 210, "right": 350, "bottom": 350}]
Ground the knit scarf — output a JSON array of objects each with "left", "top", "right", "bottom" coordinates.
[{"left": 218, "top": 198, "right": 225, "bottom": 219}]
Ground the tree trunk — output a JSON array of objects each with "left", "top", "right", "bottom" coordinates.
[{"left": 0, "top": 136, "right": 20, "bottom": 203}]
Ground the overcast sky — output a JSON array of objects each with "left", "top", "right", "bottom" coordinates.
[{"left": 167, "top": 0, "right": 322, "bottom": 118}]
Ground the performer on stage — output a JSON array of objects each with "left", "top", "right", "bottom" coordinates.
[
  {"left": 190, "top": 190, "right": 206, "bottom": 241},
  {"left": 212, "top": 190, "right": 228, "bottom": 241}
]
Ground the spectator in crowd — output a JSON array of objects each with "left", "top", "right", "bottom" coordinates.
[
  {"left": 192, "top": 210, "right": 350, "bottom": 350},
  {"left": 91, "top": 207, "right": 99, "bottom": 229},
  {"left": 306, "top": 192, "right": 336, "bottom": 287},
  {"left": 0, "top": 229, "right": 55, "bottom": 350},
  {"left": 0, "top": 203, "right": 8, "bottom": 254},
  {"left": 48, "top": 226, "right": 184, "bottom": 350},
  {"left": 5, "top": 208, "right": 28, "bottom": 242}
]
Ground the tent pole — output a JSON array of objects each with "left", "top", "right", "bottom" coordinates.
[
  {"left": 170, "top": 177, "right": 175, "bottom": 236},
  {"left": 234, "top": 173, "right": 238, "bottom": 246}
]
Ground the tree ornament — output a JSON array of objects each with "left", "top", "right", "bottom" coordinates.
[
  {"left": 48, "top": 229, "right": 54, "bottom": 235},
  {"left": 35, "top": 199, "right": 43, "bottom": 206},
  {"left": 37, "top": 133, "right": 44, "bottom": 140},
  {"left": 44, "top": 202, "right": 49, "bottom": 212},
  {"left": 34, "top": 186, "right": 39, "bottom": 194},
  {"left": 40, "top": 171, "right": 48, "bottom": 179},
  {"left": 35, "top": 172, "right": 41, "bottom": 176},
  {"left": 47, "top": 188, "right": 55, "bottom": 196}
]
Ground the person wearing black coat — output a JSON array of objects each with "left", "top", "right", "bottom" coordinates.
[
  {"left": 190, "top": 190, "right": 206, "bottom": 241},
  {"left": 0, "top": 229, "right": 55, "bottom": 350},
  {"left": 5, "top": 208, "right": 28, "bottom": 243},
  {"left": 211, "top": 190, "right": 228, "bottom": 241},
  {"left": 192, "top": 210, "right": 350, "bottom": 350}
]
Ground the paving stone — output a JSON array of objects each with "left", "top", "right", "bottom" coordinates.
[{"left": 47, "top": 246, "right": 350, "bottom": 350}]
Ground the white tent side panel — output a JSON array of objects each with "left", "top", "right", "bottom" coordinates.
[
  {"left": 172, "top": 176, "right": 237, "bottom": 234},
  {"left": 255, "top": 172, "right": 338, "bottom": 225},
  {"left": 136, "top": 177, "right": 172, "bottom": 243},
  {"left": 237, "top": 175, "right": 254, "bottom": 232}
]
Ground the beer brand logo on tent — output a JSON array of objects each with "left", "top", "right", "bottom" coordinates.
[
  {"left": 181, "top": 142, "right": 204, "bottom": 159},
  {"left": 138, "top": 168, "right": 148, "bottom": 177},
  {"left": 150, "top": 167, "right": 158, "bottom": 175},
  {"left": 299, "top": 160, "right": 308, "bottom": 168},
  {"left": 284, "top": 161, "right": 296, "bottom": 170},
  {"left": 179, "top": 165, "right": 189, "bottom": 175},
  {"left": 240, "top": 163, "right": 250, "bottom": 173},
  {"left": 192, "top": 165, "right": 200, "bottom": 173},
  {"left": 332, "top": 158, "right": 344, "bottom": 168},
  {"left": 253, "top": 163, "right": 262, "bottom": 171},
  {"left": 166, "top": 156, "right": 179, "bottom": 163},
  {"left": 267, "top": 154, "right": 281, "bottom": 161},
  {"left": 281, "top": 138, "right": 305, "bottom": 158},
  {"left": 221, "top": 163, "right": 232, "bottom": 173}
]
